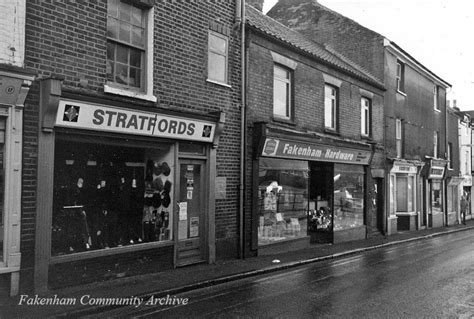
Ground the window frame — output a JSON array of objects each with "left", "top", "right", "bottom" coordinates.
[
  {"left": 324, "top": 84, "right": 338, "bottom": 131},
  {"left": 396, "top": 118, "right": 403, "bottom": 158},
  {"left": 272, "top": 64, "right": 293, "bottom": 121},
  {"left": 105, "top": 0, "right": 156, "bottom": 102},
  {"left": 396, "top": 60, "right": 405, "bottom": 93},
  {"left": 433, "top": 85, "right": 440, "bottom": 111},
  {"left": 207, "top": 30, "right": 229, "bottom": 86},
  {"left": 361, "top": 96, "right": 371, "bottom": 137},
  {"left": 434, "top": 131, "right": 439, "bottom": 158},
  {"left": 447, "top": 142, "right": 453, "bottom": 169}
]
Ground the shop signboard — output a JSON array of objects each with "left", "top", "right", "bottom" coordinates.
[
  {"left": 391, "top": 164, "right": 417, "bottom": 174},
  {"left": 55, "top": 100, "right": 216, "bottom": 142},
  {"left": 428, "top": 160, "right": 446, "bottom": 179},
  {"left": 261, "top": 137, "right": 372, "bottom": 165}
]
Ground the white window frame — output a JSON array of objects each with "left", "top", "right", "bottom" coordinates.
[
  {"left": 324, "top": 84, "right": 338, "bottom": 130},
  {"left": 207, "top": 30, "right": 229, "bottom": 86},
  {"left": 434, "top": 131, "right": 438, "bottom": 157},
  {"left": 273, "top": 64, "right": 292, "bottom": 120},
  {"left": 361, "top": 97, "right": 371, "bottom": 136},
  {"left": 396, "top": 118, "right": 402, "bottom": 158},
  {"left": 447, "top": 142, "right": 453, "bottom": 169},
  {"left": 104, "top": 1, "right": 156, "bottom": 102},
  {"left": 433, "top": 85, "right": 440, "bottom": 111},
  {"left": 396, "top": 61, "right": 405, "bottom": 93}
]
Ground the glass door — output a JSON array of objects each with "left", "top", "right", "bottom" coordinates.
[{"left": 176, "top": 160, "right": 206, "bottom": 266}]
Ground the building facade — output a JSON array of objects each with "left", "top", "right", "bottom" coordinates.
[
  {"left": 0, "top": 0, "right": 35, "bottom": 296},
  {"left": 244, "top": 4, "right": 385, "bottom": 256},
  {"left": 268, "top": 0, "right": 451, "bottom": 235},
  {"left": 22, "top": 1, "right": 242, "bottom": 293},
  {"left": 455, "top": 109, "right": 472, "bottom": 223}
]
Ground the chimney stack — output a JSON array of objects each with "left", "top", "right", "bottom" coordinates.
[{"left": 453, "top": 99, "right": 457, "bottom": 108}]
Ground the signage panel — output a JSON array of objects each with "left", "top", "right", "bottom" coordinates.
[
  {"left": 55, "top": 100, "right": 216, "bottom": 142},
  {"left": 392, "top": 164, "right": 417, "bottom": 174},
  {"left": 261, "top": 137, "right": 372, "bottom": 165}
]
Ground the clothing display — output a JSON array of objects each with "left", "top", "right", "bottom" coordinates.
[{"left": 52, "top": 140, "right": 173, "bottom": 256}]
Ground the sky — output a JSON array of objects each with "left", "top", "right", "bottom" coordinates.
[{"left": 262, "top": 0, "right": 474, "bottom": 110}]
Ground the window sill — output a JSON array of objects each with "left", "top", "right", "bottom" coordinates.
[
  {"left": 396, "top": 90, "right": 407, "bottom": 97},
  {"left": 272, "top": 115, "right": 295, "bottom": 125},
  {"left": 361, "top": 134, "right": 373, "bottom": 141},
  {"left": 324, "top": 128, "right": 340, "bottom": 135},
  {"left": 434, "top": 108, "right": 441, "bottom": 113},
  {"left": 206, "top": 79, "right": 231, "bottom": 88},
  {"left": 395, "top": 212, "right": 418, "bottom": 216},
  {"left": 104, "top": 84, "right": 157, "bottom": 102}
]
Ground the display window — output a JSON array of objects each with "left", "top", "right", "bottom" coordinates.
[
  {"left": 431, "top": 180, "right": 443, "bottom": 214},
  {"left": 0, "top": 117, "right": 4, "bottom": 261},
  {"left": 333, "top": 164, "right": 364, "bottom": 231},
  {"left": 52, "top": 135, "right": 174, "bottom": 256},
  {"left": 257, "top": 158, "right": 309, "bottom": 246}
]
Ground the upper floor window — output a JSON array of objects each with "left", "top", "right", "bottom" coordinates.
[
  {"left": 107, "top": 0, "right": 146, "bottom": 89},
  {"left": 324, "top": 84, "right": 338, "bottom": 130},
  {"left": 396, "top": 60, "right": 405, "bottom": 93},
  {"left": 273, "top": 64, "right": 292, "bottom": 120},
  {"left": 208, "top": 30, "right": 229, "bottom": 85},
  {"left": 434, "top": 131, "right": 439, "bottom": 157},
  {"left": 433, "top": 85, "right": 440, "bottom": 111},
  {"left": 361, "top": 97, "right": 371, "bottom": 137},
  {"left": 396, "top": 118, "right": 403, "bottom": 158},
  {"left": 447, "top": 142, "right": 453, "bottom": 169}
]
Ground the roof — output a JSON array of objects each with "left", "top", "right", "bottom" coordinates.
[{"left": 245, "top": 4, "right": 385, "bottom": 90}]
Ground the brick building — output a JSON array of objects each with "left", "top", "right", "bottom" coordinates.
[
  {"left": 268, "top": 0, "right": 452, "bottom": 235},
  {"left": 0, "top": 0, "right": 35, "bottom": 297},
  {"left": 244, "top": 4, "right": 385, "bottom": 256},
  {"left": 21, "top": 1, "right": 242, "bottom": 293}
]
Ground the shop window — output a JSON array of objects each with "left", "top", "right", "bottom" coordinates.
[
  {"left": 207, "top": 30, "right": 229, "bottom": 85},
  {"left": 333, "top": 164, "right": 365, "bottom": 231},
  {"left": 273, "top": 64, "right": 293, "bottom": 120},
  {"left": 324, "top": 84, "right": 338, "bottom": 130},
  {"left": 361, "top": 97, "right": 371, "bottom": 137},
  {"left": 447, "top": 185, "right": 457, "bottom": 212},
  {"left": 431, "top": 180, "right": 443, "bottom": 214},
  {"left": 0, "top": 118, "right": 4, "bottom": 261},
  {"left": 389, "top": 175, "right": 395, "bottom": 216},
  {"left": 396, "top": 174, "right": 414, "bottom": 212},
  {"left": 52, "top": 137, "right": 174, "bottom": 256},
  {"left": 257, "top": 158, "right": 308, "bottom": 246},
  {"left": 106, "top": 0, "right": 155, "bottom": 101}
]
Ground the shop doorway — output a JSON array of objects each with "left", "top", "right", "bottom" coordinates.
[
  {"left": 176, "top": 160, "right": 206, "bottom": 266},
  {"left": 376, "top": 179, "right": 384, "bottom": 234}
]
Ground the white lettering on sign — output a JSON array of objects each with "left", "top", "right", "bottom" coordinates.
[
  {"left": 55, "top": 100, "right": 215, "bottom": 142},
  {"left": 282, "top": 144, "right": 354, "bottom": 161}
]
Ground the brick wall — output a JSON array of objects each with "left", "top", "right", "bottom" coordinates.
[{"left": 22, "top": 0, "right": 242, "bottom": 289}]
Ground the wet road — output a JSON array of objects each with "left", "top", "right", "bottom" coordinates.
[{"left": 100, "top": 231, "right": 474, "bottom": 318}]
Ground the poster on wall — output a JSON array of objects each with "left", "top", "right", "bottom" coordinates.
[
  {"left": 179, "top": 202, "right": 188, "bottom": 221},
  {"left": 190, "top": 217, "right": 199, "bottom": 237}
]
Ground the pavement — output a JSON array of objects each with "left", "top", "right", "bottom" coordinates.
[{"left": 2, "top": 220, "right": 474, "bottom": 318}]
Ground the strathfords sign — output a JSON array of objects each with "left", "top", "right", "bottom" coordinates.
[
  {"left": 261, "top": 138, "right": 371, "bottom": 165},
  {"left": 55, "top": 100, "right": 216, "bottom": 142}
]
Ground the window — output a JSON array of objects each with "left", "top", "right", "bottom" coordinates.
[
  {"left": 107, "top": 1, "right": 146, "bottom": 89},
  {"left": 396, "top": 174, "right": 414, "bottom": 212},
  {"left": 396, "top": 60, "right": 405, "bottom": 92},
  {"left": 434, "top": 131, "right": 439, "bottom": 158},
  {"left": 431, "top": 180, "right": 443, "bottom": 214},
  {"left": 324, "top": 84, "right": 338, "bottom": 130},
  {"left": 273, "top": 65, "right": 292, "bottom": 120},
  {"left": 208, "top": 31, "right": 229, "bottom": 84},
  {"left": 396, "top": 118, "right": 403, "bottom": 158},
  {"left": 361, "top": 97, "right": 371, "bottom": 136},
  {"left": 0, "top": 118, "right": 5, "bottom": 262},
  {"left": 447, "top": 142, "right": 453, "bottom": 169},
  {"left": 433, "top": 85, "right": 440, "bottom": 110}
]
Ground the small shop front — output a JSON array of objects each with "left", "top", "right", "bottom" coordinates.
[
  {"left": 252, "top": 125, "right": 372, "bottom": 253},
  {"left": 425, "top": 159, "right": 447, "bottom": 228},
  {"left": 34, "top": 79, "right": 224, "bottom": 292}
]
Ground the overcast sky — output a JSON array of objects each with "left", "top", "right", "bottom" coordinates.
[{"left": 263, "top": 0, "right": 474, "bottom": 110}]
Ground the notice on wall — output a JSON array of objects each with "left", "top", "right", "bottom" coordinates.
[
  {"left": 179, "top": 202, "right": 188, "bottom": 221},
  {"left": 178, "top": 220, "right": 188, "bottom": 240},
  {"left": 190, "top": 217, "right": 199, "bottom": 238},
  {"left": 215, "top": 177, "right": 227, "bottom": 200}
]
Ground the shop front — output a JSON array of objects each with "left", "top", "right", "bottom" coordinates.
[
  {"left": 34, "top": 78, "right": 223, "bottom": 292},
  {"left": 387, "top": 160, "right": 423, "bottom": 232},
  {"left": 252, "top": 125, "right": 372, "bottom": 253},
  {"left": 446, "top": 176, "right": 463, "bottom": 226},
  {"left": 425, "top": 159, "right": 447, "bottom": 228},
  {"left": 0, "top": 68, "right": 34, "bottom": 296},
  {"left": 463, "top": 176, "right": 472, "bottom": 221}
]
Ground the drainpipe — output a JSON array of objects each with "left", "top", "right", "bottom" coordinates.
[{"left": 236, "top": 0, "right": 246, "bottom": 259}]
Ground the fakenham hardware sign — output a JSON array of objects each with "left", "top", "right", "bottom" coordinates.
[
  {"left": 261, "top": 137, "right": 372, "bottom": 165},
  {"left": 55, "top": 100, "right": 216, "bottom": 142}
]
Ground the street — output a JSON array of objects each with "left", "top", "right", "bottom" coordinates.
[{"left": 96, "top": 230, "right": 474, "bottom": 318}]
